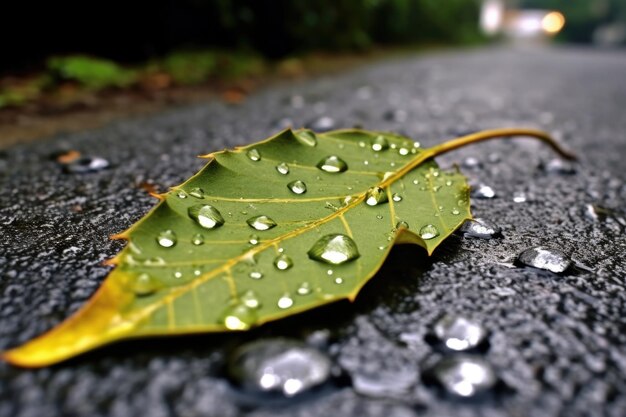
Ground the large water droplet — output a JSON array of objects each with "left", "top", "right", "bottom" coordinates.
[
  {"left": 220, "top": 303, "right": 257, "bottom": 330},
  {"left": 365, "top": 186, "right": 388, "bottom": 206},
  {"left": 131, "top": 273, "right": 160, "bottom": 296},
  {"left": 246, "top": 148, "right": 261, "bottom": 161},
  {"left": 288, "top": 180, "right": 307, "bottom": 195},
  {"left": 276, "top": 162, "right": 289, "bottom": 175},
  {"left": 227, "top": 339, "right": 331, "bottom": 396},
  {"left": 188, "top": 204, "right": 225, "bottom": 229},
  {"left": 156, "top": 230, "right": 177, "bottom": 247},
  {"left": 432, "top": 356, "right": 496, "bottom": 397},
  {"left": 189, "top": 187, "right": 205, "bottom": 199},
  {"left": 419, "top": 224, "right": 439, "bottom": 240},
  {"left": 274, "top": 254, "right": 293, "bottom": 270},
  {"left": 277, "top": 293, "right": 294, "bottom": 309},
  {"left": 459, "top": 218, "right": 501, "bottom": 239},
  {"left": 517, "top": 246, "right": 571, "bottom": 273},
  {"left": 192, "top": 233, "right": 205, "bottom": 245},
  {"left": 295, "top": 130, "right": 317, "bottom": 147},
  {"left": 433, "top": 315, "right": 487, "bottom": 351},
  {"left": 246, "top": 215, "right": 277, "bottom": 231},
  {"left": 307, "top": 234, "right": 360, "bottom": 265},
  {"left": 316, "top": 155, "right": 348, "bottom": 173},
  {"left": 371, "top": 135, "right": 389, "bottom": 152}
]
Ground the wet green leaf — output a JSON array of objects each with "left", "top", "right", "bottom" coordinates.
[{"left": 3, "top": 128, "right": 574, "bottom": 367}]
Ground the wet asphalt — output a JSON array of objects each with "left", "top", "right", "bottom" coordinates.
[{"left": 1, "top": 46, "right": 626, "bottom": 417}]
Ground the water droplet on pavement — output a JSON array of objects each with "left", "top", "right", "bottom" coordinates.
[
  {"left": 432, "top": 356, "right": 496, "bottom": 397},
  {"left": 63, "top": 156, "right": 110, "bottom": 174},
  {"left": 459, "top": 218, "right": 501, "bottom": 239},
  {"left": 517, "top": 246, "right": 571, "bottom": 273},
  {"left": 471, "top": 184, "right": 496, "bottom": 199},
  {"left": 228, "top": 339, "right": 331, "bottom": 396},
  {"left": 434, "top": 315, "right": 487, "bottom": 351}
]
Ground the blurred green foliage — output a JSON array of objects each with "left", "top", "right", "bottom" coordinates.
[
  {"left": 47, "top": 56, "right": 137, "bottom": 90},
  {"left": 162, "top": 51, "right": 218, "bottom": 85}
]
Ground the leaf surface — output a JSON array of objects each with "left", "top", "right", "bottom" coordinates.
[{"left": 3, "top": 128, "right": 574, "bottom": 367}]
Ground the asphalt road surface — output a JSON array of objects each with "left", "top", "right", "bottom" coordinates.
[{"left": 1, "top": 46, "right": 625, "bottom": 417}]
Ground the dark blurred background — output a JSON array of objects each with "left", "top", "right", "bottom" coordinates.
[
  {"left": 1, "top": 0, "right": 484, "bottom": 73},
  {"left": 1, "top": 0, "right": 624, "bottom": 143}
]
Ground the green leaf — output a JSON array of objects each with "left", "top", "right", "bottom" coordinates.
[{"left": 2, "top": 128, "right": 574, "bottom": 367}]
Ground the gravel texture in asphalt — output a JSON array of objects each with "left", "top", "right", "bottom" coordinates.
[{"left": 1, "top": 47, "right": 626, "bottom": 417}]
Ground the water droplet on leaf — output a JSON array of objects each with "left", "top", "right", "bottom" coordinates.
[
  {"left": 288, "top": 180, "right": 307, "bottom": 195},
  {"left": 419, "top": 224, "right": 439, "bottom": 240},
  {"left": 308, "top": 234, "right": 360, "bottom": 265},
  {"left": 316, "top": 155, "right": 348, "bottom": 173},
  {"left": 277, "top": 293, "right": 294, "bottom": 309},
  {"left": 365, "top": 186, "right": 388, "bottom": 206},
  {"left": 131, "top": 273, "right": 159, "bottom": 296},
  {"left": 188, "top": 204, "right": 225, "bottom": 229},
  {"left": 371, "top": 135, "right": 389, "bottom": 152},
  {"left": 246, "top": 148, "right": 261, "bottom": 161},
  {"left": 189, "top": 188, "right": 205, "bottom": 199},
  {"left": 191, "top": 233, "right": 205, "bottom": 245},
  {"left": 156, "top": 230, "right": 177, "bottom": 247},
  {"left": 274, "top": 254, "right": 293, "bottom": 270},
  {"left": 295, "top": 130, "right": 317, "bottom": 147},
  {"left": 246, "top": 215, "right": 277, "bottom": 231},
  {"left": 220, "top": 303, "right": 257, "bottom": 330},
  {"left": 392, "top": 193, "right": 403, "bottom": 202},
  {"left": 276, "top": 162, "right": 289, "bottom": 175}
]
